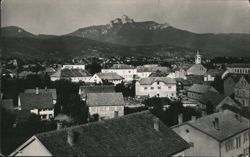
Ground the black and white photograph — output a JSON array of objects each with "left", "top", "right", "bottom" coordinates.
[{"left": 0, "top": 0, "right": 249, "bottom": 156}]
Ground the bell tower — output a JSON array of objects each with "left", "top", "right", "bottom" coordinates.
[{"left": 195, "top": 50, "right": 201, "bottom": 64}]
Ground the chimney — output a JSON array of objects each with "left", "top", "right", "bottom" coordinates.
[
  {"left": 67, "top": 130, "right": 79, "bottom": 146},
  {"left": 214, "top": 117, "right": 220, "bottom": 130},
  {"left": 202, "top": 111, "right": 207, "bottom": 117},
  {"left": 191, "top": 116, "right": 197, "bottom": 121},
  {"left": 57, "top": 122, "right": 63, "bottom": 130},
  {"left": 114, "top": 111, "right": 119, "bottom": 118},
  {"left": 153, "top": 117, "right": 159, "bottom": 131},
  {"left": 36, "top": 87, "right": 39, "bottom": 95},
  {"left": 178, "top": 113, "right": 183, "bottom": 124}
]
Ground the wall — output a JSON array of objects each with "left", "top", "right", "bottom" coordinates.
[
  {"left": 89, "top": 105, "right": 124, "bottom": 119},
  {"left": 101, "top": 69, "right": 137, "bottom": 81},
  {"left": 220, "top": 129, "right": 249, "bottom": 157},
  {"left": 137, "top": 72, "right": 152, "bottom": 78},
  {"left": 226, "top": 67, "right": 250, "bottom": 74},
  {"left": 135, "top": 81, "right": 176, "bottom": 98},
  {"left": 62, "top": 65, "right": 85, "bottom": 70},
  {"left": 224, "top": 77, "right": 236, "bottom": 96},
  {"left": 187, "top": 91, "right": 202, "bottom": 101},
  {"left": 173, "top": 124, "right": 220, "bottom": 156}
]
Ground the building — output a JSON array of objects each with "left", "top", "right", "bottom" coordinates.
[
  {"left": 86, "top": 92, "right": 125, "bottom": 119},
  {"left": 24, "top": 87, "right": 57, "bottom": 104},
  {"left": 172, "top": 110, "right": 249, "bottom": 157},
  {"left": 62, "top": 64, "right": 85, "bottom": 70},
  {"left": 167, "top": 67, "right": 187, "bottom": 79},
  {"left": 89, "top": 72, "right": 124, "bottom": 85},
  {"left": 187, "top": 84, "right": 218, "bottom": 101},
  {"left": 136, "top": 77, "right": 177, "bottom": 98},
  {"left": 101, "top": 64, "right": 137, "bottom": 81},
  {"left": 234, "top": 75, "right": 250, "bottom": 107},
  {"left": 204, "top": 69, "right": 226, "bottom": 82},
  {"left": 226, "top": 63, "right": 250, "bottom": 75},
  {"left": 136, "top": 65, "right": 170, "bottom": 78},
  {"left": 186, "top": 51, "right": 207, "bottom": 76},
  {"left": 18, "top": 90, "right": 54, "bottom": 120},
  {"left": 223, "top": 74, "right": 242, "bottom": 96},
  {"left": 79, "top": 85, "right": 115, "bottom": 101},
  {"left": 50, "top": 69, "right": 92, "bottom": 82},
  {"left": 11, "top": 111, "right": 190, "bottom": 156},
  {"left": 199, "top": 91, "right": 239, "bottom": 111}
]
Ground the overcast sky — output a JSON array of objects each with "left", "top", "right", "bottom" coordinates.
[{"left": 1, "top": 0, "right": 249, "bottom": 35}]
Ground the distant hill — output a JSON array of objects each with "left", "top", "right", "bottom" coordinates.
[{"left": 1, "top": 15, "right": 249, "bottom": 59}]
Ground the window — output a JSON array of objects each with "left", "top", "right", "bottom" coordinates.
[
  {"left": 157, "top": 86, "right": 161, "bottom": 90},
  {"left": 144, "top": 87, "right": 148, "bottom": 90},
  {"left": 168, "top": 86, "right": 172, "bottom": 89},
  {"left": 236, "top": 136, "right": 241, "bottom": 149},
  {"left": 243, "top": 132, "right": 249, "bottom": 143},
  {"left": 243, "top": 147, "right": 249, "bottom": 155},
  {"left": 157, "top": 81, "right": 159, "bottom": 85},
  {"left": 151, "top": 87, "right": 154, "bottom": 90},
  {"left": 225, "top": 139, "right": 234, "bottom": 152},
  {"left": 189, "top": 142, "right": 194, "bottom": 147}
]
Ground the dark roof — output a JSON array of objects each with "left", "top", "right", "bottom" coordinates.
[
  {"left": 19, "top": 93, "right": 54, "bottom": 110},
  {"left": 139, "top": 77, "right": 176, "bottom": 85},
  {"left": 96, "top": 72, "right": 123, "bottom": 80},
  {"left": 137, "top": 66, "right": 170, "bottom": 73},
  {"left": 86, "top": 92, "right": 125, "bottom": 106},
  {"left": 12, "top": 109, "right": 31, "bottom": 123},
  {"left": 187, "top": 84, "right": 218, "bottom": 94},
  {"left": 24, "top": 88, "right": 57, "bottom": 100},
  {"left": 61, "top": 69, "right": 92, "bottom": 77},
  {"left": 0, "top": 99, "right": 14, "bottom": 110},
  {"left": 186, "top": 75, "right": 204, "bottom": 84},
  {"left": 79, "top": 85, "right": 115, "bottom": 98},
  {"left": 36, "top": 111, "right": 190, "bottom": 156},
  {"left": 187, "top": 110, "right": 249, "bottom": 142},
  {"left": 206, "top": 69, "right": 226, "bottom": 77},
  {"left": 199, "top": 92, "right": 226, "bottom": 107}
]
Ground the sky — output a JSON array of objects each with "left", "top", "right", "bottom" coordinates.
[{"left": 1, "top": 0, "right": 249, "bottom": 35}]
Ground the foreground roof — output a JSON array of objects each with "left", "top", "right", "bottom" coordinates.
[
  {"left": 200, "top": 91, "right": 227, "bottom": 106},
  {"left": 35, "top": 111, "right": 190, "bottom": 156},
  {"left": 187, "top": 110, "right": 249, "bottom": 142},
  {"left": 24, "top": 88, "right": 57, "bottom": 100},
  {"left": 86, "top": 92, "right": 125, "bottom": 106},
  {"left": 19, "top": 93, "right": 54, "bottom": 110},
  {"left": 138, "top": 77, "right": 176, "bottom": 85}
]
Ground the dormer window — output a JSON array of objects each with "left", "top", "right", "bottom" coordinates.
[{"left": 157, "top": 81, "right": 159, "bottom": 85}]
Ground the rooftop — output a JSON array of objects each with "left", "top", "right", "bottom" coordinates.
[
  {"left": 138, "top": 77, "right": 176, "bottom": 85},
  {"left": 199, "top": 91, "right": 227, "bottom": 107},
  {"left": 109, "top": 64, "right": 135, "bottom": 69},
  {"left": 35, "top": 111, "right": 190, "bottom": 156},
  {"left": 86, "top": 92, "right": 125, "bottom": 106},
  {"left": 61, "top": 69, "right": 92, "bottom": 77},
  {"left": 187, "top": 84, "right": 218, "bottom": 94},
  {"left": 96, "top": 72, "right": 124, "bottom": 80},
  {"left": 0, "top": 99, "right": 14, "bottom": 110},
  {"left": 24, "top": 88, "right": 57, "bottom": 100}
]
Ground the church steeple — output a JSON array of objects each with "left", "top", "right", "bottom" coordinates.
[{"left": 195, "top": 50, "right": 201, "bottom": 64}]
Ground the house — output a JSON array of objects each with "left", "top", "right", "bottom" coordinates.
[
  {"left": 223, "top": 74, "right": 242, "bottom": 96},
  {"left": 79, "top": 85, "right": 115, "bottom": 101},
  {"left": 199, "top": 91, "right": 239, "bottom": 111},
  {"left": 62, "top": 64, "right": 85, "bottom": 70},
  {"left": 24, "top": 87, "right": 57, "bottom": 104},
  {"left": 89, "top": 72, "right": 124, "bottom": 85},
  {"left": 186, "top": 51, "right": 207, "bottom": 76},
  {"left": 187, "top": 84, "right": 218, "bottom": 101},
  {"left": 136, "top": 77, "right": 177, "bottom": 98},
  {"left": 50, "top": 69, "right": 92, "bottom": 82},
  {"left": 136, "top": 65, "right": 170, "bottom": 78},
  {"left": 172, "top": 110, "right": 249, "bottom": 157},
  {"left": 234, "top": 75, "right": 250, "bottom": 107},
  {"left": 18, "top": 90, "right": 54, "bottom": 120},
  {"left": 11, "top": 111, "right": 190, "bottom": 156},
  {"left": 101, "top": 64, "right": 137, "bottom": 81},
  {"left": 86, "top": 92, "right": 125, "bottom": 119},
  {"left": 204, "top": 69, "right": 226, "bottom": 82}
]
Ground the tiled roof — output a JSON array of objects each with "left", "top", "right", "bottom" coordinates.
[
  {"left": 137, "top": 66, "right": 170, "bottom": 72},
  {"left": 110, "top": 64, "right": 135, "bottom": 69},
  {"left": 187, "top": 64, "right": 207, "bottom": 75},
  {"left": 0, "top": 99, "right": 14, "bottom": 110},
  {"left": 199, "top": 91, "right": 226, "bottom": 107},
  {"left": 25, "top": 88, "right": 57, "bottom": 100},
  {"left": 223, "top": 73, "right": 243, "bottom": 82},
  {"left": 35, "top": 111, "right": 190, "bottom": 156},
  {"left": 79, "top": 85, "right": 115, "bottom": 98},
  {"left": 19, "top": 93, "right": 54, "bottom": 110},
  {"left": 139, "top": 77, "right": 176, "bottom": 85},
  {"left": 186, "top": 75, "right": 204, "bottom": 84},
  {"left": 187, "top": 84, "right": 218, "bottom": 94},
  {"left": 86, "top": 92, "right": 125, "bottom": 106},
  {"left": 187, "top": 110, "right": 249, "bottom": 141},
  {"left": 97, "top": 72, "right": 123, "bottom": 80},
  {"left": 61, "top": 69, "right": 92, "bottom": 77},
  {"left": 206, "top": 69, "right": 226, "bottom": 77}
]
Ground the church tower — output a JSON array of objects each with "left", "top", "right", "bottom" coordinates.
[{"left": 195, "top": 50, "right": 201, "bottom": 64}]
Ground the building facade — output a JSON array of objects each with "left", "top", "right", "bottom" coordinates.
[
  {"left": 136, "top": 77, "right": 177, "bottom": 98},
  {"left": 234, "top": 76, "right": 250, "bottom": 107}
]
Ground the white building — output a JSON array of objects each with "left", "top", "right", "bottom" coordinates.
[
  {"left": 62, "top": 64, "right": 85, "bottom": 70},
  {"left": 172, "top": 110, "right": 249, "bottom": 157},
  {"left": 226, "top": 64, "right": 250, "bottom": 75},
  {"left": 89, "top": 72, "right": 124, "bottom": 85},
  {"left": 18, "top": 89, "right": 54, "bottom": 120},
  {"left": 86, "top": 92, "right": 125, "bottom": 119},
  {"left": 50, "top": 69, "right": 92, "bottom": 82},
  {"left": 101, "top": 64, "right": 137, "bottom": 81},
  {"left": 136, "top": 77, "right": 177, "bottom": 98}
]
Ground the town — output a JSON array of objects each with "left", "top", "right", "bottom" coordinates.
[{"left": 1, "top": 51, "right": 249, "bottom": 156}]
